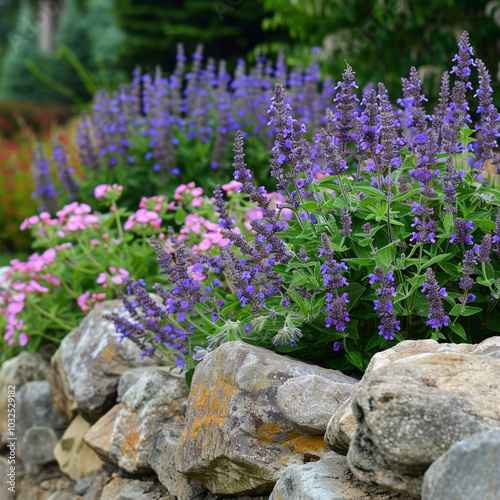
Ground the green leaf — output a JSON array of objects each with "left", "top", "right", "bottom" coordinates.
[
  {"left": 449, "top": 323, "right": 467, "bottom": 340},
  {"left": 352, "top": 184, "right": 387, "bottom": 200},
  {"left": 421, "top": 253, "right": 453, "bottom": 270},
  {"left": 439, "top": 262, "right": 460, "bottom": 278},
  {"left": 288, "top": 290, "right": 309, "bottom": 318},
  {"left": 346, "top": 350, "right": 364, "bottom": 371},
  {"left": 449, "top": 304, "right": 462, "bottom": 316},
  {"left": 461, "top": 306, "right": 483, "bottom": 317},
  {"left": 375, "top": 241, "right": 399, "bottom": 269},
  {"left": 175, "top": 208, "right": 187, "bottom": 225}
]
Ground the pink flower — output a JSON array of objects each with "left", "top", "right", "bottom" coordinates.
[
  {"left": 96, "top": 273, "right": 108, "bottom": 284},
  {"left": 111, "top": 275, "right": 124, "bottom": 285},
  {"left": 191, "top": 187, "right": 203, "bottom": 197},
  {"left": 94, "top": 184, "right": 110, "bottom": 199},
  {"left": 191, "top": 197, "right": 203, "bottom": 207},
  {"left": 198, "top": 239, "right": 211, "bottom": 251},
  {"left": 41, "top": 274, "right": 61, "bottom": 286},
  {"left": 222, "top": 180, "right": 242, "bottom": 193},
  {"left": 28, "top": 280, "right": 50, "bottom": 293},
  {"left": 204, "top": 220, "right": 218, "bottom": 231},
  {"left": 90, "top": 239, "right": 100, "bottom": 246},
  {"left": 74, "top": 204, "right": 91, "bottom": 215},
  {"left": 118, "top": 268, "right": 129, "bottom": 277},
  {"left": 18, "top": 333, "right": 29, "bottom": 346},
  {"left": 77, "top": 291, "right": 91, "bottom": 312},
  {"left": 124, "top": 217, "right": 136, "bottom": 230}
]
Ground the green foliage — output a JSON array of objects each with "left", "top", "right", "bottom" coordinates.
[{"left": 260, "top": 0, "right": 500, "bottom": 105}]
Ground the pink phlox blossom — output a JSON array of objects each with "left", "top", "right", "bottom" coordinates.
[{"left": 77, "top": 291, "right": 91, "bottom": 311}]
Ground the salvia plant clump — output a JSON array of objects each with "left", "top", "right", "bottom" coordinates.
[
  {"left": 107, "top": 32, "right": 500, "bottom": 372},
  {"left": 31, "top": 44, "right": 334, "bottom": 212}
]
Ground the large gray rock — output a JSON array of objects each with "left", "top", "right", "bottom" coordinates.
[
  {"left": 270, "top": 454, "right": 411, "bottom": 499},
  {"left": 49, "top": 300, "right": 159, "bottom": 422},
  {"left": 108, "top": 368, "right": 188, "bottom": 473},
  {"left": 16, "top": 380, "right": 67, "bottom": 439},
  {"left": 324, "top": 398, "right": 357, "bottom": 455},
  {"left": 176, "top": 341, "right": 356, "bottom": 495},
  {"left": 327, "top": 337, "right": 500, "bottom": 457},
  {"left": 0, "top": 352, "right": 50, "bottom": 445},
  {"left": 347, "top": 352, "right": 500, "bottom": 497},
  {"left": 422, "top": 430, "right": 500, "bottom": 500},
  {"left": 277, "top": 375, "right": 355, "bottom": 435},
  {"left": 149, "top": 424, "right": 206, "bottom": 500},
  {"left": 19, "top": 426, "right": 58, "bottom": 473}
]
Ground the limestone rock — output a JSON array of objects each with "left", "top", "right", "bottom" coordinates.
[
  {"left": 277, "top": 374, "right": 355, "bottom": 435},
  {"left": 109, "top": 368, "right": 188, "bottom": 473},
  {"left": 0, "top": 352, "right": 50, "bottom": 445},
  {"left": 19, "top": 426, "right": 58, "bottom": 473},
  {"left": 177, "top": 341, "right": 356, "bottom": 495},
  {"left": 84, "top": 404, "right": 122, "bottom": 462},
  {"left": 324, "top": 398, "right": 357, "bottom": 455},
  {"left": 99, "top": 477, "right": 170, "bottom": 500},
  {"left": 347, "top": 352, "right": 500, "bottom": 497},
  {"left": 149, "top": 424, "right": 207, "bottom": 500},
  {"left": 54, "top": 414, "right": 105, "bottom": 481},
  {"left": 16, "top": 380, "right": 67, "bottom": 439},
  {"left": 422, "top": 430, "right": 500, "bottom": 500},
  {"left": 365, "top": 339, "right": 474, "bottom": 373},
  {"left": 117, "top": 367, "right": 158, "bottom": 402},
  {"left": 270, "top": 454, "right": 411, "bottom": 499},
  {"left": 332, "top": 337, "right": 500, "bottom": 456},
  {"left": 49, "top": 300, "right": 159, "bottom": 422},
  {"left": 469, "top": 335, "right": 500, "bottom": 358}
]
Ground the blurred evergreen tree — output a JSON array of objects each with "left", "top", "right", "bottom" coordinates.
[
  {"left": 0, "top": 0, "right": 126, "bottom": 105},
  {"left": 114, "top": 0, "right": 286, "bottom": 73}
]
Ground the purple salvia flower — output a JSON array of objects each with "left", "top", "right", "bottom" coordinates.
[
  {"left": 332, "top": 64, "right": 359, "bottom": 146},
  {"left": 450, "top": 217, "right": 474, "bottom": 245},
  {"left": 31, "top": 144, "right": 57, "bottom": 212},
  {"left": 370, "top": 266, "right": 400, "bottom": 340},
  {"left": 459, "top": 250, "right": 477, "bottom": 299},
  {"left": 473, "top": 234, "right": 492, "bottom": 263},
  {"left": 442, "top": 157, "right": 461, "bottom": 213},
  {"left": 52, "top": 139, "right": 79, "bottom": 198},
  {"left": 320, "top": 233, "right": 350, "bottom": 331},
  {"left": 450, "top": 31, "right": 475, "bottom": 81},
  {"left": 401, "top": 67, "right": 428, "bottom": 135},
  {"left": 339, "top": 208, "right": 352, "bottom": 237},
  {"left": 475, "top": 59, "right": 500, "bottom": 171},
  {"left": 433, "top": 71, "right": 450, "bottom": 133},
  {"left": 493, "top": 211, "right": 500, "bottom": 255},
  {"left": 422, "top": 268, "right": 449, "bottom": 329}
]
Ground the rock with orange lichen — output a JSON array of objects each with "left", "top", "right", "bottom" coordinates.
[
  {"left": 109, "top": 368, "right": 188, "bottom": 473},
  {"left": 85, "top": 368, "right": 188, "bottom": 474},
  {"left": 176, "top": 341, "right": 357, "bottom": 495},
  {"left": 49, "top": 300, "right": 159, "bottom": 422}
]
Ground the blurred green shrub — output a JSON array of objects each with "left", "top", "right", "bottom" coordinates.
[{"left": 260, "top": 0, "right": 500, "bottom": 105}]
